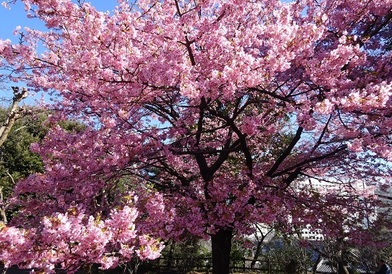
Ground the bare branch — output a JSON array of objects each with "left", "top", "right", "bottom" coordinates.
[
  {"left": 266, "top": 126, "right": 303, "bottom": 177},
  {"left": 0, "top": 87, "right": 28, "bottom": 147}
]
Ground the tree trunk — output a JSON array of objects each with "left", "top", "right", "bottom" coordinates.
[
  {"left": 0, "top": 186, "right": 7, "bottom": 223},
  {"left": 338, "top": 261, "right": 350, "bottom": 274},
  {"left": 250, "top": 238, "right": 263, "bottom": 269},
  {"left": 211, "top": 228, "right": 233, "bottom": 274},
  {"left": 0, "top": 87, "right": 27, "bottom": 147}
]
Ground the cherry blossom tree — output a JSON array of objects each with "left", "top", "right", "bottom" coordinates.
[{"left": 0, "top": 0, "right": 392, "bottom": 273}]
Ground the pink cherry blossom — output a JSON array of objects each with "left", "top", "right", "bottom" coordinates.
[{"left": 0, "top": 0, "right": 391, "bottom": 273}]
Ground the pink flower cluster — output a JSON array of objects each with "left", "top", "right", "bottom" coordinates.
[{"left": 0, "top": 200, "right": 163, "bottom": 273}]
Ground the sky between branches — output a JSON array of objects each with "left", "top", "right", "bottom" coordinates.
[{"left": 0, "top": 1, "right": 120, "bottom": 105}]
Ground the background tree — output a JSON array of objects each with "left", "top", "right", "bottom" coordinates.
[
  {"left": 0, "top": 0, "right": 391, "bottom": 273},
  {"left": 248, "top": 223, "right": 276, "bottom": 270},
  {"left": 0, "top": 87, "right": 28, "bottom": 147},
  {"left": 0, "top": 87, "right": 31, "bottom": 223},
  {"left": 158, "top": 237, "right": 211, "bottom": 273},
  {"left": 264, "top": 238, "right": 313, "bottom": 274},
  {"left": 312, "top": 216, "right": 392, "bottom": 274},
  {"left": 0, "top": 105, "right": 46, "bottom": 192}
]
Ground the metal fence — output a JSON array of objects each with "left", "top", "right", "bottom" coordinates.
[
  {"left": 1, "top": 258, "right": 301, "bottom": 274},
  {"left": 149, "top": 257, "right": 292, "bottom": 273}
]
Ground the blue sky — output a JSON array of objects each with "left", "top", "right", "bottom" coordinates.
[
  {"left": 0, "top": 1, "right": 119, "bottom": 104},
  {"left": 0, "top": 1, "right": 119, "bottom": 42}
]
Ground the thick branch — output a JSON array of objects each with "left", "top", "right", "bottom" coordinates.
[
  {"left": 0, "top": 186, "right": 7, "bottom": 224},
  {"left": 247, "top": 87, "right": 293, "bottom": 103},
  {"left": 284, "top": 167, "right": 301, "bottom": 188},
  {"left": 204, "top": 98, "right": 254, "bottom": 176},
  {"left": 0, "top": 87, "right": 28, "bottom": 147},
  {"left": 311, "top": 114, "right": 333, "bottom": 153},
  {"left": 184, "top": 36, "right": 196, "bottom": 66},
  {"left": 362, "top": 11, "right": 392, "bottom": 41},
  {"left": 195, "top": 98, "right": 211, "bottom": 181},
  {"left": 273, "top": 144, "right": 348, "bottom": 178},
  {"left": 210, "top": 138, "right": 241, "bottom": 174},
  {"left": 266, "top": 126, "right": 303, "bottom": 177}
]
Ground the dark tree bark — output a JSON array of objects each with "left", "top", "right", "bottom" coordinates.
[{"left": 211, "top": 228, "right": 233, "bottom": 274}]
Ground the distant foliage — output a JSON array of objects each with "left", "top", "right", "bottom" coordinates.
[{"left": 0, "top": 107, "right": 46, "bottom": 199}]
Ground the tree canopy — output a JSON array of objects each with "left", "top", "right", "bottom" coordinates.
[
  {"left": 0, "top": 0, "right": 391, "bottom": 273},
  {"left": 0, "top": 106, "right": 46, "bottom": 189}
]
